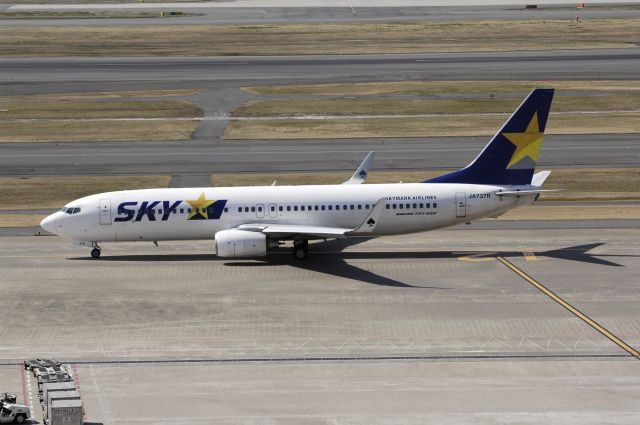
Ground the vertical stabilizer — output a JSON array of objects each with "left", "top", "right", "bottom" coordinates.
[{"left": 426, "top": 88, "right": 554, "bottom": 186}]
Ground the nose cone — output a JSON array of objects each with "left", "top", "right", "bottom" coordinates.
[{"left": 40, "top": 214, "right": 58, "bottom": 234}]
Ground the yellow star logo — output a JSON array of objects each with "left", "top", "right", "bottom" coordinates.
[
  {"left": 502, "top": 112, "right": 545, "bottom": 169},
  {"left": 186, "top": 193, "right": 215, "bottom": 220}
]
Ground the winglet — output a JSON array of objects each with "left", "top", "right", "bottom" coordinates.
[
  {"left": 349, "top": 198, "right": 385, "bottom": 234},
  {"left": 343, "top": 152, "right": 375, "bottom": 185}
]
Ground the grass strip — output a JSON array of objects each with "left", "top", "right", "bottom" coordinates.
[
  {"left": 223, "top": 113, "right": 640, "bottom": 139},
  {"left": 244, "top": 80, "right": 640, "bottom": 96},
  {"left": 0, "top": 89, "right": 202, "bottom": 101},
  {"left": 233, "top": 95, "right": 640, "bottom": 117},
  {"left": 0, "top": 176, "right": 171, "bottom": 210},
  {"left": 0, "top": 214, "right": 45, "bottom": 228},
  {"left": 0, "top": 120, "right": 198, "bottom": 142},
  {"left": 1, "top": 19, "right": 638, "bottom": 57},
  {"left": 0, "top": 100, "right": 202, "bottom": 119}
]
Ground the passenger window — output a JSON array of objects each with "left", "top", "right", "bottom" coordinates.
[
  {"left": 238, "top": 207, "right": 242, "bottom": 213},
  {"left": 386, "top": 204, "right": 390, "bottom": 209},
  {"left": 406, "top": 203, "right": 410, "bottom": 209},
  {"left": 251, "top": 207, "right": 255, "bottom": 212},
  {"left": 188, "top": 208, "right": 192, "bottom": 213},
  {"left": 343, "top": 205, "right": 347, "bottom": 210},
  {"left": 245, "top": 207, "right": 249, "bottom": 212},
  {"left": 350, "top": 205, "right": 354, "bottom": 210},
  {"left": 399, "top": 204, "right": 403, "bottom": 209},
  {"left": 314, "top": 206, "right": 319, "bottom": 211},
  {"left": 426, "top": 203, "right": 430, "bottom": 208},
  {"left": 419, "top": 203, "right": 423, "bottom": 208},
  {"left": 224, "top": 208, "right": 228, "bottom": 213},
  {"left": 301, "top": 206, "right": 305, "bottom": 211},
  {"left": 308, "top": 205, "right": 312, "bottom": 210},
  {"left": 357, "top": 205, "right": 361, "bottom": 210},
  {"left": 180, "top": 208, "right": 184, "bottom": 214},
  {"left": 393, "top": 204, "right": 397, "bottom": 209},
  {"left": 413, "top": 203, "right": 417, "bottom": 208},
  {"left": 328, "top": 205, "right": 333, "bottom": 211},
  {"left": 365, "top": 204, "right": 370, "bottom": 209},
  {"left": 279, "top": 206, "right": 283, "bottom": 212},
  {"left": 258, "top": 206, "right": 262, "bottom": 212},
  {"left": 287, "top": 206, "right": 291, "bottom": 211},
  {"left": 294, "top": 206, "right": 298, "bottom": 211},
  {"left": 433, "top": 203, "right": 438, "bottom": 208},
  {"left": 321, "top": 205, "right": 326, "bottom": 211}
]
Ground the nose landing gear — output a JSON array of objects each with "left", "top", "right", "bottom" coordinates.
[{"left": 90, "top": 246, "right": 101, "bottom": 259}]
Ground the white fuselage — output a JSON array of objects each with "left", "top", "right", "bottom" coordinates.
[{"left": 43, "top": 182, "right": 533, "bottom": 243}]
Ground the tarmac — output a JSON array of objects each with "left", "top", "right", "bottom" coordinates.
[{"left": 0, "top": 227, "right": 639, "bottom": 423}]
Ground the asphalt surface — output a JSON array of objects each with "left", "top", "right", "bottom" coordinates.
[
  {"left": 1, "top": 49, "right": 639, "bottom": 176},
  {"left": 2, "top": 50, "right": 640, "bottom": 84},
  {"left": 3, "top": 5, "right": 640, "bottom": 26},
  {"left": 1, "top": 134, "right": 638, "bottom": 177},
  {"left": 1, "top": 228, "right": 639, "bottom": 423}
]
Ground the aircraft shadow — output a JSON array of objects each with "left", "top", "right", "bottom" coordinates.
[{"left": 67, "top": 241, "right": 631, "bottom": 288}]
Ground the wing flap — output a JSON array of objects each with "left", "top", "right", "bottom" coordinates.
[{"left": 236, "top": 223, "right": 351, "bottom": 239}]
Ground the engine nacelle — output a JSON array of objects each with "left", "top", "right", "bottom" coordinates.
[{"left": 214, "top": 229, "right": 267, "bottom": 257}]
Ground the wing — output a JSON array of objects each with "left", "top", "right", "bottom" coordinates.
[
  {"left": 236, "top": 223, "right": 352, "bottom": 239},
  {"left": 235, "top": 199, "right": 386, "bottom": 240}
]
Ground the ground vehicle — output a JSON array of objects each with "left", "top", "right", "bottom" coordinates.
[
  {"left": 24, "top": 359, "right": 61, "bottom": 372},
  {"left": 0, "top": 399, "right": 30, "bottom": 424}
]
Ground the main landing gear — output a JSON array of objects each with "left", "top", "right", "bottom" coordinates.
[
  {"left": 293, "top": 239, "right": 308, "bottom": 260},
  {"left": 90, "top": 245, "right": 101, "bottom": 259}
]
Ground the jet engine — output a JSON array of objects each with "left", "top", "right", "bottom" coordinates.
[{"left": 214, "top": 229, "right": 267, "bottom": 257}]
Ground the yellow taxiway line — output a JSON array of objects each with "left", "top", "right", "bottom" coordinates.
[{"left": 497, "top": 256, "right": 640, "bottom": 360}]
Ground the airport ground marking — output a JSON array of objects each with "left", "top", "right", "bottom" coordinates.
[{"left": 496, "top": 256, "right": 640, "bottom": 360}]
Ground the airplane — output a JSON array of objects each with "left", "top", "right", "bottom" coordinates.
[{"left": 40, "top": 88, "right": 557, "bottom": 260}]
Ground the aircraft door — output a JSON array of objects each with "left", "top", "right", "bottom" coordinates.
[
  {"left": 256, "top": 204, "right": 265, "bottom": 219},
  {"left": 99, "top": 198, "right": 112, "bottom": 225},
  {"left": 268, "top": 204, "right": 278, "bottom": 218},
  {"left": 455, "top": 192, "right": 466, "bottom": 218}
]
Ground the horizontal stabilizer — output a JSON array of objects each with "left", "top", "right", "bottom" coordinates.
[
  {"left": 496, "top": 189, "right": 563, "bottom": 197},
  {"left": 532, "top": 170, "right": 551, "bottom": 187}
]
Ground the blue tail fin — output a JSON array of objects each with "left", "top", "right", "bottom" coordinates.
[{"left": 425, "top": 88, "right": 554, "bottom": 186}]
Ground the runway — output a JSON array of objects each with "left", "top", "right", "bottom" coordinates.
[
  {"left": 1, "top": 134, "right": 638, "bottom": 177},
  {"left": 0, "top": 228, "right": 639, "bottom": 423},
  {"left": 2, "top": 50, "right": 640, "bottom": 85},
  {"left": 3, "top": 5, "right": 640, "bottom": 26}
]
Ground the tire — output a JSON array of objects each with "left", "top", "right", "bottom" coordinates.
[
  {"left": 91, "top": 248, "right": 101, "bottom": 259},
  {"left": 294, "top": 248, "right": 307, "bottom": 260},
  {"left": 14, "top": 414, "right": 26, "bottom": 424}
]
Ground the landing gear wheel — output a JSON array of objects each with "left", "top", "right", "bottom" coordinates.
[
  {"left": 293, "top": 239, "right": 308, "bottom": 260},
  {"left": 294, "top": 248, "right": 307, "bottom": 260},
  {"left": 14, "top": 414, "right": 26, "bottom": 424},
  {"left": 90, "top": 247, "right": 101, "bottom": 259}
]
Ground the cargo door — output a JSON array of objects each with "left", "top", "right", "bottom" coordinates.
[
  {"left": 99, "top": 199, "right": 112, "bottom": 225},
  {"left": 455, "top": 192, "right": 466, "bottom": 218}
]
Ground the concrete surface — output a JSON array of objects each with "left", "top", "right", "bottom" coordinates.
[{"left": 0, "top": 227, "right": 639, "bottom": 424}]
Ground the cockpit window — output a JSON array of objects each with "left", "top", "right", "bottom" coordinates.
[{"left": 62, "top": 207, "right": 81, "bottom": 215}]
